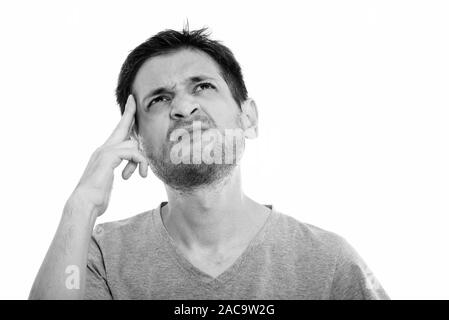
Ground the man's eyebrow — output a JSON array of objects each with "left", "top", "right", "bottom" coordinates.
[
  {"left": 141, "top": 75, "right": 219, "bottom": 104},
  {"left": 188, "top": 75, "right": 218, "bottom": 84}
]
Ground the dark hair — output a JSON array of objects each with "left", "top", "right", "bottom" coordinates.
[{"left": 115, "top": 26, "right": 248, "bottom": 115}]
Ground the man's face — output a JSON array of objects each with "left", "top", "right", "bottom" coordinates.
[{"left": 132, "top": 48, "right": 245, "bottom": 191}]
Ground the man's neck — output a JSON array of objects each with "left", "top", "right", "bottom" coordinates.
[{"left": 162, "top": 167, "right": 269, "bottom": 254}]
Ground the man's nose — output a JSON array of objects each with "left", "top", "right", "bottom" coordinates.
[{"left": 170, "top": 96, "right": 200, "bottom": 120}]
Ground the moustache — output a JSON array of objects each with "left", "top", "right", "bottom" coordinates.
[{"left": 167, "top": 117, "right": 216, "bottom": 139}]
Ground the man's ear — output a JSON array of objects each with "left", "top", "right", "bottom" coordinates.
[
  {"left": 130, "top": 115, "right": 139, "bottom": 140},
  {"left": 130, "top": 126, "right": 138, "bottom": 140},
  {"left": 130, "top": 126, "right": 147, "bottom": 156},
  {"left": 240, "top": 98, "right": 258, "bottom": 139}
]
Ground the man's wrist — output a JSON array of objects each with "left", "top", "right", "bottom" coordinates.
[{"left": 65, "top": 190, "right": 99, "bottom": 223}]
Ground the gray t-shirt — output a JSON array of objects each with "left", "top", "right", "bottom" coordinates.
[{"left": 85, "top": 202, "right": 389, "bottom": 299}]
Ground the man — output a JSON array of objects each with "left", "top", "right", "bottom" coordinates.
[{"left": 29, "top": 27, "right": 389, "bottom": 300}]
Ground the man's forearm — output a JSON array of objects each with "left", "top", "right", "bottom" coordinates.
[{"left": 29, "top": 192, "right": 98, "bottom": 300}]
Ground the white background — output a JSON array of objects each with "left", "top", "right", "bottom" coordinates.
[{"left": 0, "top": 0, "right": 448, "bottom": 299}]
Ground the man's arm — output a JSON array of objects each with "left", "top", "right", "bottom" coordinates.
[
  {"left": 29, "top": 95, "right": 148, "bottom": 299},
  {"left": 29, "top": 192, "right": 98, "bottom": 299}
]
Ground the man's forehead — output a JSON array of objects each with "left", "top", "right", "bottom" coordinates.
[{"left": 133, "top": 49, "right": 223, "bottom": 91}]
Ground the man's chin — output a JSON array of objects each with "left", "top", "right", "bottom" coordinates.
[{"left": 148, "top": 160, "right": 236, "bottom": 192}]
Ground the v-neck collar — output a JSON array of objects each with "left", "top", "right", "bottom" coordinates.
[{"left": 154, "top": 201, "right": 279, "bottom": 288}]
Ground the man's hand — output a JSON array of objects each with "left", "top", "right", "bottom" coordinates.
[
  {"left": 29, "top": 95, "right": 149, "bottom": 299},
  {"left": 74, "top": 94, "right": 149, "bottom": 217}
]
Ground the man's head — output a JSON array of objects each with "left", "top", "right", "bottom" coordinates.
[
  {"left": 116, "top": 27, "right": 248, "bottom": 117},
  {"left": 115, "top": 27, "right": 258, "bottom": 192}
]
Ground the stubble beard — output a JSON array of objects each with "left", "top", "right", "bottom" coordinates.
[{"left": 137, "top": 131, "right": 244, "bottom": 193}]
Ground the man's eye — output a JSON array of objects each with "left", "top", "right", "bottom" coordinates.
[
  {"left": 194, "top": 82, "right": 216, "bottom": 93},
  {"left": 148, "top": 96, "right": 170, "bottom": 108}
]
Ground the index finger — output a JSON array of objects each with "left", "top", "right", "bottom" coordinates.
[{"left": 105, "top": 95, "right": 136, "bottom": 145}]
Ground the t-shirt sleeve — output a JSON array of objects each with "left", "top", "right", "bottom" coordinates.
[
  {"left": 329, "top": 237, "right": 390, "bottom": 300},
  {"left": 84, "top": 226, "right": 113, "bottom": 300}
]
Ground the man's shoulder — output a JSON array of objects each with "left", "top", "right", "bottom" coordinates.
[
  {"left": 274, "top": 210, "right": 346, "bottom": 245},
  {"left": 273, "top": 210, "right": 389, "bottom": 299},
  {"left": 271, "top": 210, "right": 348, "bottom": 258}
]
